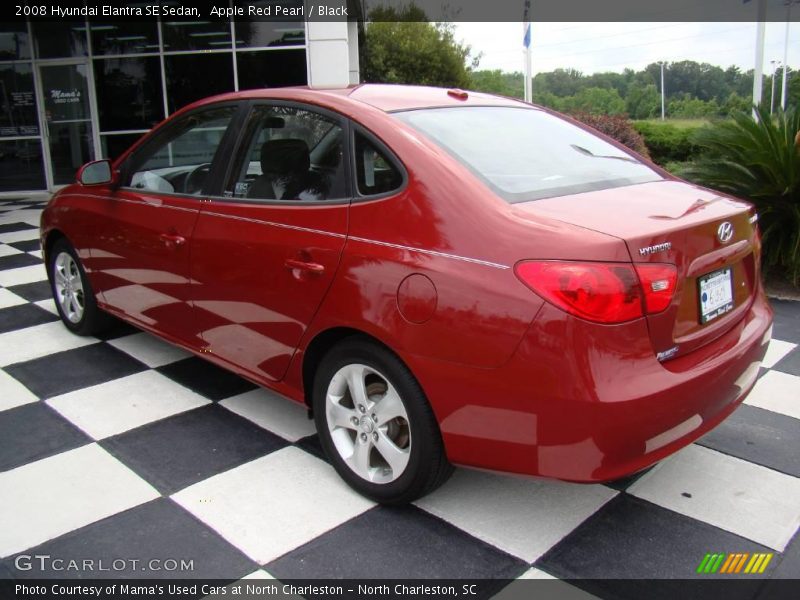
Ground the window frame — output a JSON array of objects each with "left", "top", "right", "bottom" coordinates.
[
  {"left": 349, "top": 124, "right": 408, "bottom": 202},
  {"left": 117, "top": 100, "right": 246, "bottom": 199},
  {"left": 213, "top": 99, "right": 354, "bottom": 206}
]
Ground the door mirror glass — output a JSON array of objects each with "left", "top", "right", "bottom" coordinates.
[{"left": 77, "top": 159, "right": 113, "bottom": 186}]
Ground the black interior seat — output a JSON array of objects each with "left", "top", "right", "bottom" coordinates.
[{"left": 248, "top": 138, "right": 310, "bottom": 200}]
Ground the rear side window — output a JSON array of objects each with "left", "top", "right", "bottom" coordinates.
[
  {"left": 393, "top": 106, "right": 661, "bottom": 203},
  {"left": 354, "top": 132, "right": 403, "bottom": 196}
]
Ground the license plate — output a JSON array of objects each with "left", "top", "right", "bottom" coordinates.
[{"left": 698, "top": 267, "right": 734, "bottom": 324}]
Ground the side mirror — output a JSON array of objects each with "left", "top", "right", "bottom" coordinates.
[{"left": 76, "top": 159, "right": 117, "bottom": 186}]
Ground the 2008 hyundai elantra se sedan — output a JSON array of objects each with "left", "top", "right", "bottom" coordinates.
[{"left": 40, "top": 84, "right": 773, "bottom": 504}]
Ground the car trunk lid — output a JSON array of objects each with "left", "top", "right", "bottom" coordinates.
[{"left": 512, "top": 180, "right": 758, "bottom": 360}]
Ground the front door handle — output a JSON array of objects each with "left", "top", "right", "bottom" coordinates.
[
  {"left": 159, "top": 233, "right": 186, "bottom": 247},
  {"left": 284, "top": 258, "right": 325, "bottom": 274}
]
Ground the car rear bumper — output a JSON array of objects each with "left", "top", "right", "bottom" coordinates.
[{"left": 409, "top": 287, "right": 773, "bottom": 481}]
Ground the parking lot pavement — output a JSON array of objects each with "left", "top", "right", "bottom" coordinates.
[{"left": 0, "top": 197, "right": 798, "bottom": 596}]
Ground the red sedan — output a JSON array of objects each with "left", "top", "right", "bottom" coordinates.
[{"left": 40, "top": 85, "right": 772, "bottom": 504}]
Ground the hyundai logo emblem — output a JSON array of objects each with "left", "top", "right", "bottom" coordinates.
[{"left": 717, "top": 222, "right": 734, "bottom": 244}]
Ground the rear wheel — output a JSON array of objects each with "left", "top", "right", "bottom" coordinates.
[
  {"left": 49, "top": 238, "right": 111, "bottom": 336},
  {"left": 313, "top": 337, "right": 453, "bottom": 504}
]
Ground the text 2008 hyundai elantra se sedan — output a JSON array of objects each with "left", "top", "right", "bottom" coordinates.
[{"left": 40, "top": 84, "right": 772, "bottom": 504}]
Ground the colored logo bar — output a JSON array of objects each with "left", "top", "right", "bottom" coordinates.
[{"left": 696, "top": 552, "right": 773, "bottom": 574}]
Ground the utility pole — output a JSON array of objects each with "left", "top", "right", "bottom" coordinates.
[
  {"left": 660, "top": 62, "right": 666, "bottom": 121},
  {"left": 781, "top": 2, "right": 792, "bottom": 110},
  {"left": 770, "top": 60, "right": 780, "bottom": 114},
  {"left": 752, "top": 0, "right": 767, "bottom": 118}
]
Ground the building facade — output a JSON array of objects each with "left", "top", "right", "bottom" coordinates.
[{"left": 0, "top": 12, "right": 358, "bottom": 194}]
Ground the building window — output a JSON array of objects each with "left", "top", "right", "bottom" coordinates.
[
  {"left": 90, "top": 22, "right": 159, "bottom": 55},
  {"left": 0, "top": 140, "right": 46, "bottom": 190},
  {"left": 0, "top": 63, "right": 39, "bottom": 137},
  {"left": 31, "top": 21, "right": 88, "bottom": 58},
  {"left": 236, "top": 49, "right": 307, "bottom": 90},
  {"left": 94, "top": 57, "right": 164, "bottom": 131},
  {"left": 163, "top": 18, "right": 232, "bottom": 51},
  {"left": 101, "top": 133, "right": 145, "bottom": 161},
  {"left": 234, "top": 19, "right": 305, "bottom": 48},
  {"left": 0, "top": 22, "right": 31, "bottom": 60},
  {"left": 165, "top": 53, "right": 234, "bottom": 114}
]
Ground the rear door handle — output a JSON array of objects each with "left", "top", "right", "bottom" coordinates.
[
  {"left": 159, "top": 233, "right": 186, "bottom": 247},
  {"left": 284, "top": 258, "right": 325, "bottom": 274}
]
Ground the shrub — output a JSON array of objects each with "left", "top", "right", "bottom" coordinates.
[
  {"left": 679, "top": 107, "right": 800, "bottom": 284},
  {"left": 568, "top": 112, "right": 650, "bottom": 158},
  {"left": 633, "top": 121, "right": 702, "bottom": 166}
]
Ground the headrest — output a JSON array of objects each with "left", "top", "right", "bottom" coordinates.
[{"left": 260, "top": 139, "right": 309, "bottom": 177}]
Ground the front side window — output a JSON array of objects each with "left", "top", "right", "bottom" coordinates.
[
  {"left": 123, "top": 106, "right": 236, "bottom": 195},
  {"left": 225, "top": 105, "right": 346, "bottom": 202},
  {"left": 393, "top": 106, "right": 662, "bottom": 203}
]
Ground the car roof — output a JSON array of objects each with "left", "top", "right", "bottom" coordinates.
[{"left": 186, "top": 83, "right": 528, "bottom": 114}]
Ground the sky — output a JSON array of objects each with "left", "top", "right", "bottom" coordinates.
[{"left": 454, "top": 22, "right": 799, "bottom": 76}]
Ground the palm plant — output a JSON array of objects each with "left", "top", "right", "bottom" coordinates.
[{"left": 679, "top": 106, "right": 800, "bottom": 284}]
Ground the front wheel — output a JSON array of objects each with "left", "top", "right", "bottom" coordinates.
[
  {"left": 49, "top": 238, "right": 111, "bottom": 336},
  {"left": 313, "top": 337, "right": 453, "bottom": 504}
]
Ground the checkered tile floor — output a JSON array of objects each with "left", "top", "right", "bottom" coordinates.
[{"left": 0, "top": 197, "right": 798, "bottom": 594}]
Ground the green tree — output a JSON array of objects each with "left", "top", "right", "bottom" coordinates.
[
  {"left": 561, "top": 87, "right": 626, "bottom": 115},
  {"left": 626, "top": 83, "right": 660, "bottom": 119},
  {"left": 469, "top": 70, "right": 523, "bottom": 99},
  {"left": 667, "top": 94, "right": 720, "bottom": 118},
  {"left": 680, "top": 107, "right": 800, "bottom": 283},
  {"left": 361, "top": 6, "right": 475, "bottom": 88}
]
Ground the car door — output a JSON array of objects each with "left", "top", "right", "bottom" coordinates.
[
  {"left": 189, "top": 101, "right": 350, "bottom": 381},
  {"left": 89, "top": 103, "right": 241, "bottom": 347}
]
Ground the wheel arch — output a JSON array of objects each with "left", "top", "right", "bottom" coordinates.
[
  {"left": 42, "top": 229, "right": 68, "bottom": 277},
  {"left": 301, "top": 326, "right": 410, "bottom": 410}
]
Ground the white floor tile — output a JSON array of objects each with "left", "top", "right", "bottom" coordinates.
[
  {"left": 762, "top": 339, "right": 797, "bottom": 369},
  {"left": 47, "top": 370, "right": 210, "bottom": 440},
  {"left": 0, "top": 288, "right": 27, "bottom": 309},
  {"left": 27, "top": 250, "right": 43, "bottom": 259},
  {"left": 415, "top": 468, "right": 617, "bottom": 563},
  {"left": 33, "top": 298, "right": 58, "bottom": 315},
  {"left": 220, "top": 388, "right": 316, "bottom": 442},
  {"left": 628, "top": 444, "right": 800, "bottom": 551},
  {"left": 108, "top": 332, "right": 192, "bottom": 368},
  {"left": 0, "top": 264, "right": 47, "bottom": 287},
  {"left": 0, "top": 444, "right": 159, "bottom": 557},
  {"left": 0, "top": 229, "right": 40, "bottom": 244},
  {"left": 0, "top": 369, "right": 38, "bottom": 411},
  {"left": 0, "top": 245, "right": 23, "bottom": 258},
  {"left": 745, "top": 370, "right": 800, "bottom": 420},
  {"left": 0, "top": 322, "right": 97, "bottom": 367},
  {"left": 172, "top": 446, "right": 374, "bottom": 564}
]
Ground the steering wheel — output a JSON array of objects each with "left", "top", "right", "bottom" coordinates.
[{"left": 184, "top": 163, "right": 212, "bottom": 195}]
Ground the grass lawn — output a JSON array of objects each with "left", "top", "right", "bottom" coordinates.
[{"left": 636, "top": 118, "right": 710, "bottom": 129}]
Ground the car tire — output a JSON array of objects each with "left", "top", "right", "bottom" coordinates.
[
  {"left": 49, "top": 238, "right": 111, "bottom": 336},
  {"left": 313, "top": 336, "right": 453, "bottom": 504}
]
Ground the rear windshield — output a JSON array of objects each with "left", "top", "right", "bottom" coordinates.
[{"left": 393, "top": 106, "right": 662, "bottom": 203}]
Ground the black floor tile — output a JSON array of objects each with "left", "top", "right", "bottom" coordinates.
[
  {"left": 4, "top": 343, "right": 147, "bottom": 399},
  {"left": 294, "top": 433, "right": 327, "bottom": 463},
  {"left": 0, "top": 303, "right": 57, "bottom": 334},
  {"left": 604, "top": 466, "right": 655, "bottom": 492},
  {"left": 93, "top": 319, "right": 140, "bottom": 341},
  {"left": 0, "top": 252, "right": 41, "bottom": 271},
  {"left": 6, "top": 280, "right": 52, "bottom": 302},
  {"left": 772, "top": 346, "right": 800, "bottom": 377},
  {"left": 157, "top": 357, "right": 257, "bottom": 401},
  {"left": 101, "top": 404, "right": 288, "bottom": 495},
  {"left": 698, "top": 404, "right": 800, "bottom": 478},
  {"left": 536, "top": 495, "right": 774, "bottom": 600},
  {"left": 0, "top": 498, "right": 258, "bottom": 579},
  {"left": 0, "top": 222, "right": 35, "bottom": 234},
  {"left": 267, "top": 505, "right": 527, "bottom": 579},
  {"left": 8, "top": 239, "right": 41, "bottom": 253},
  {"left": 0, "top": 402, "right": 91, "bottom": 472},
  {"left": 770, "top": 300, "right": 800, "bottom": 344}
]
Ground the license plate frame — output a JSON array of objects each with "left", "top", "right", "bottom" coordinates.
[{"left": 698, "top": 267, "right": 734, "bottom": 324}]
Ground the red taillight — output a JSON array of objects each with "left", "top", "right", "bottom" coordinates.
[
  {"left": 515, "top": 260, "right": 677, "bottom": 324},
  {"left": 634, "top": 264, "right": 677, "bottom": 314},
  {"left": 515, "top": 261, "right": 644, "bottom": 324}
]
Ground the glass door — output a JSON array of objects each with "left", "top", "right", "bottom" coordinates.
[{"left": 38, "top": 61, "right": 94, "bottom": 185}]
